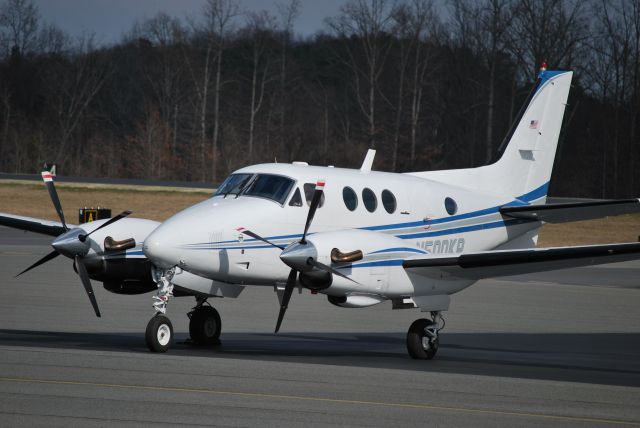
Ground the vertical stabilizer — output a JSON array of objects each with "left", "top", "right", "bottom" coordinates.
[
  {"left": 489, "top": 70, "right": 573, "bottom": 202},
  {"left": 410, "top": 70, "right": 573, "bottom": 203}
]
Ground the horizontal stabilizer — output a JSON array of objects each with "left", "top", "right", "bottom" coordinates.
[
  {"left": 403, "top": 242, "right": 640, "bottom": 280},
  {"left": 0, "top": 212, "right": 68, "bottom": 236},
  {"left": 500, "top": 199, "right": 640, "bottom": 223}
]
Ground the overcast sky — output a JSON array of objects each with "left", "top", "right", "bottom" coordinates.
[{"left": 32, "top": 0, "right": 347, "bottom": 44}]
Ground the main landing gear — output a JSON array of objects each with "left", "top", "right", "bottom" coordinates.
[
  {"left": 187, "top": 298, "right": 221, "bottom": 346},
  {"left": 145, "top": 268, "right": 222, "bottom": 353},
  {"left": 406, "top": 312, "right": 444, "bottom": 360}
]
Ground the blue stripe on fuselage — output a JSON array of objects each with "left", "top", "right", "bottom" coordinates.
[
  {"left": 185, "top": 181, "right": 548, "bottom": 249},
  {"left": 368, "top": 247, "right": 427, "bottom": 255}
]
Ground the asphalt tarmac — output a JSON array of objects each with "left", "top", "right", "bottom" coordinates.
[{"left": 1, "top": 226, "right": 640, "bottom": 427}]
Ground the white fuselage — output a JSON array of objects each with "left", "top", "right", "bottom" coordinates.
[{"left": 143, "top": 163, "right": 544, "bottom": 300}]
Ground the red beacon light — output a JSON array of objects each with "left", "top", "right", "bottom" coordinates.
[{"left": 540, "top": 61, "right": 548, "bottom": 72}]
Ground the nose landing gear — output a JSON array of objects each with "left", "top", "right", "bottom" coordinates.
[
  {"left": 146, "top": 267, "right": 177, "bottom": 352},
  {"left": 406, "top": 311, "right": 444, "bottom": 360},
  {"left": 145, "top": 268, "right": 223, "bottom": 352}
]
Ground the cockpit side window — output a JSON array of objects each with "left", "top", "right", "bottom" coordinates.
[
  {"left": 214, "top": 173, "right": 253, "bottom": 197},
  {"left": 303, "top": 183, "right": 325, "bottom": 208},
  {"left": 288, "top": 188, "right": 303, "bottom": 207},
  {"left": 244, "top": 174, "right": 295, "bottom": 205}
]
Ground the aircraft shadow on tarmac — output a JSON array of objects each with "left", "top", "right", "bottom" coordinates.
[{"left": 1, "top": 328, "right": 639, "bottom": 387}]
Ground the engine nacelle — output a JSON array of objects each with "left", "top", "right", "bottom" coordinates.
[
  {"left": 328, "top": 294, "right": 385, "bottom": 308},
  {"left": 81, "top": 257, "right": 155, "bottom": 294}
]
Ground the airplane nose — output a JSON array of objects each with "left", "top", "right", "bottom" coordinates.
[{"left": 143, "top": 227, "right": 177, "bottom": 269}]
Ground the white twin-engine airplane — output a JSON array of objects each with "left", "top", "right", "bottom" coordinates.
[
  {"left": 2, "top": 69, "right": 640, "bottom": 360},
  {"left": 140, "top": 69, "right": 640, "bottom": 359}
]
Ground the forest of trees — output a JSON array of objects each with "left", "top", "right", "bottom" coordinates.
[{"left": 0, "top": 0, "right": 638, "bottom": 198}]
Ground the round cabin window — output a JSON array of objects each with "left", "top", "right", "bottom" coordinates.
[
  {"left": 343, "top": 187, "right": 358, "bottom": 211},
  {"left": 444, "top": 197, "right": 458, "bottom": 215},
  {"left": 381, "top": 190, "right": 396, "bottom": 214},
  {"left": 362, "top": 188, "right": 377, "bottom": 212}
]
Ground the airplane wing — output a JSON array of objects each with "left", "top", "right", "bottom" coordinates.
[
  {"left": 500, "top": 199, "right": 640, "bottom": 223},
  {"left": 403, "top": 242, "right": 640, "bottom": 279},
  {"left": 0, "top": 212, "right": 68, "bottom": 236}
]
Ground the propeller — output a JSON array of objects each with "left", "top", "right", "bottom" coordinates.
[
  {"left": 239, "top": 179, "right": 358, "bottom": 332},
  {"left": 76, "top": 255, "right": 101, "bottom": 317},
  {"left": 15, "top": 250, "right": 60, "bottom": 278},
  {"left": 16, "top": 169, "right": 132, "bottom": 317},
  {"left": 78, "top": 210, "right": 132, "bottom": 242},
  {"left": 41, "top": 170, "right": 68, "bottom": 231},
  {"left": 275, "top": 269, "right": 298, "bottom": 333}
]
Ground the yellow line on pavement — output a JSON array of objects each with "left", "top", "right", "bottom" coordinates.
[{"left": 0, "top": 376, "right": 638, "bottom": 425}]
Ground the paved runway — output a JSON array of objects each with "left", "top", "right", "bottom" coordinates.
[{"left": 1, "top": 227, "right": 640, "bottom": 426}]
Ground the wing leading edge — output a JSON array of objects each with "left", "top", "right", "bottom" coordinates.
[
  {"left": 0, "top": 212, "right": 67, "bottom": 236},
  {"left": 403, "top": 242, "right": 640, "bottom": 279}
]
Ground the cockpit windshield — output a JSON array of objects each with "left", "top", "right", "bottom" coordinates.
[
  {"left": 214, "top": 173, "right": 253, "bottom": 197},
  {"left": 214, "top": 173, "right": 295, "bottom": 205},
  {"left": 244, "top": 174, "right": 294, "bottom": 204}
]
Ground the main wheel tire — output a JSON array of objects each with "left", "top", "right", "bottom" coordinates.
[
  {"left": 406, "top": 318, "right": 439, "bottom": 360},
  {"left": 189, "top": 306, "right": 222, "bottom": 345},
  {"left": 145, "top": 315, "right": 173, "bottom": 353}
]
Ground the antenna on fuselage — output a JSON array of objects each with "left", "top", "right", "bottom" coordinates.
[{"left": 360, "top": 149, "right": 376, "bottom": 173}]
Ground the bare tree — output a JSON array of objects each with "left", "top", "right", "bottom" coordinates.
[
  {"left": 407, "top": 0, "right": 438, "bottom": 170},
  {"left": 182, "top": 0, "right": 239, "bottom": 181},
  {"left": 135, "top": 13, "right": 185, "bottom": 154},
  {"left": 0, "top": 0, "right": 38, "bottom": 56},
  {"left": 585, "top": 0, "right": 640, "bottom": 197},
  {"left": 451, "top": 0, "right": 515, "bottom": 163},
  {"left": 275, "top": 0, "right": 301, "bottom": 152},
  {"left": 509, "top": 0, "right": 588, "bottom": 79},
  {"left": 203, "top": 0, "right": 239, "bottom": 180},
  {"left": 243, "top": 11, "right": 276, "bottom": 163},
  {"left": 49, "top": 35, "right": 112, "bottom": 166},
  {"left": 327, "top": 0, "right": 395, "bottom": 149},
  {"left": 390, "top": 0, "right": 437, "bottom": 171},
  {"left": 37, "top": 23, "right": 68, "bottom": 55}
]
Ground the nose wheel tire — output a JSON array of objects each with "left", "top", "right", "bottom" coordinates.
[
  {"left": 189, "top": 306, "right": 222, "bottom": 345},
  {"left": 146, "top": 314, "right": 173, "bottom": 353},
  {"left": 406, "top": 318, "right": 439, "bottom": 360}
]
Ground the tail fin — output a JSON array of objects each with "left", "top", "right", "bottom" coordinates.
[
  {"left": 413, "top": 70, "right": 573, "bottom": 204},
  {"left": 489, "top": 70, "right": 573, "bottom": 202}
]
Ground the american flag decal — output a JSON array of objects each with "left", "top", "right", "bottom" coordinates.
[{"left": 529, "top": 120, "right": 539, "bottom": 129}]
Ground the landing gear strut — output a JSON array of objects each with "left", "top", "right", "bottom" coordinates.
[
  {"left": 188, "top": 297, "right": 221, "bottom": 346},
  {"left": 146, "top": 267, "right": 176, "bottom": 352},
  {"left": 145, "top": 269, "right": 223, "bottom": 353},
  {"left": 406, "top": 312, "right": 444, "bottom": 360}
]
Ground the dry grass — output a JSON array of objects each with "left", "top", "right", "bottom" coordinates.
[
  {"left": 0, "top": 182, "right": 209, "bottom": 223},
  {"left": 538, "top": 215, "right": 640, "bottom": 247},
  {"left": 1, "top": 181, "right": 639, "bottom": 246}
]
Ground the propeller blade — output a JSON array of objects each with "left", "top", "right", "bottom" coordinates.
[
  {"left": 75, "top": 255, "right": 101, "bottom": 317},
  {"left": 238, "top": 228, "right": 285, "bottom": 250},
  {"left": 79, "top": 210, "right": 132, "bottom": 242},
  {"left": 15, "top": 250, "right": 60, "bottom": 278},
  {"left": 275, "top": 269, "right": 298, "bottom": 333},
  {"left": 301, "top": 180, "right": 325, "bottom": 244},
  {"left": 308, "top": 258, "right": 358, "bottom": 284},
  {"left": 41, "top": 171, "right": 67, "bottom": 231}
]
